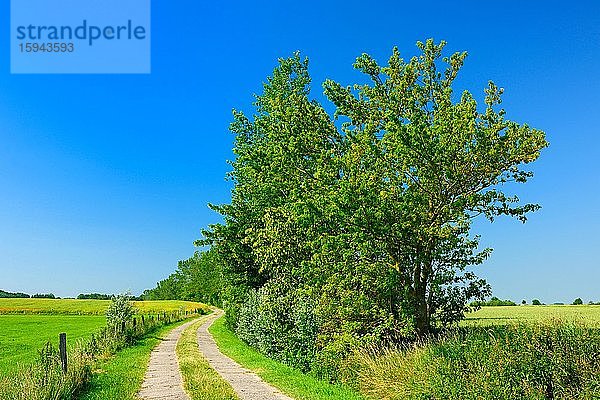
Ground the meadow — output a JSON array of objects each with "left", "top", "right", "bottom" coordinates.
[
  {"left": 0, "top": 299, "right": 210, "bottom": 376},
  {"left": 0, "top": 315, "right": 105, "bottom": 374}
]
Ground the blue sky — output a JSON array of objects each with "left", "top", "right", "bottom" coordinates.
[{"left": 1, "top": 1, "right": 598, "bottom": 302}]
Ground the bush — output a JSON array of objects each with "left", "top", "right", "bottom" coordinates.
[
  {"left": 532, "top": 299, "right": 542, "bottom": 305},
  {"left": 573, "top": 298, "right": 584, "bottom": 305},
  {"left": 234, "top": 283, "right": 318, "bottom": 372},
  {"left": 105, "top": 294, "right": 135, "bottom": 331},
  {"left": 352, "top": 320, "right": 600, "bottom": 399}
]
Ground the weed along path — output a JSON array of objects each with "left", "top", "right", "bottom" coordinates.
[
  {"left": 138, "top": 317, "right": 200, "bottom": 400},
  {"left": 197, "top": 310, "right": 294, "bottom": 400}
]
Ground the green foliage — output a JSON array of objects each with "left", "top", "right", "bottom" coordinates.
[
  {"left": 235, "top": 284, "right": 318, "bottom": 372},
  {"left": 77, "top": 294, "right": 112, "bottom": 300},
  {"left": 142, "top": 249, "right": 225, "bottom": 306},
  {"left": 32, "top": 293, "right": 56, "bottom": 299},
  {"left": 471, "top": 296, "right": 517, "bottom": 307},
  {"left": 210, "top": 316, "right": 365, "bottom": 400},
  {"left": 105, "top": 294, "right": 134, "bottom": 330},
  {"left": 353, "top": 321, "right": 600, "bottom": 399},
  {"left": 573, "top": 298, "right": 584, "bottom": 305},
  {"left": 533, "top": 299, "right": 542, "bottom": 305},
  {"left": 0, "top": 289, "right": 30, "bottom": 298},
  {"left": 202, "top": 39, "right": 547, "bottom": 375}
]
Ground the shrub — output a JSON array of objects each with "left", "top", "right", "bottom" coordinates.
[
  {"left": 234, "top": 283, "right": 318, "bottom": 372},
  {"left": 105, "top": 293, "right": 134, "bottom": 331}
]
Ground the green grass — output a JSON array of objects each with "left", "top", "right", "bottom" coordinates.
[
  {"left": 0, "top": 315, "right": 105, "bottom": 374},
  {"left": 465, "top": 305, "right": 600, "bottom": 326},
  {"left": 79, "top": 318, "right": 191, "bottom": 400},
  {"left": 354, "top": 321, "right": 600, "bottom": 400},
  {"left": 0, "top": 298, "right": 210, "bottom": 315},
  {"left": 177, "top": 316, "right": 238, "bottom": 400},
  {"left": 209, "top": 316, "right": 364, "bottom": 400}
]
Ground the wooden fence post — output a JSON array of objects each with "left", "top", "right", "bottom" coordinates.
[{"left": 59, "top": 333, "right": 67, "bottom": 373}]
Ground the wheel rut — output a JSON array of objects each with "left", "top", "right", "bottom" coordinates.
[
  {"left": 138, "top": 318, "right": 199, "bottom": 400},
  {"left": 196, "top": 310, "right": 294, "bottom": 400}
]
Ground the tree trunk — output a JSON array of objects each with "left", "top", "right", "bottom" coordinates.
[
  {"left": 413, "top": 260, "right": 432, "bottom": 337},
  {"left": 414, "top": 286, "right": 430, "bottom": 337}
]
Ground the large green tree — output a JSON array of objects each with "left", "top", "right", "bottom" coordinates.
[
  {"left": 203, "top": 39, "right": 547, "bottom": 362},
  {"left": 323, "top": 39, "right": 548, "bottom": 335}
]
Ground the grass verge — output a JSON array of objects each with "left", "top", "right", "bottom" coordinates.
[
  {"left": 354, "top": 320, "right": 600, "bottom": 400},
  {"left": 209, "top": 316, "right": 364, "bottom": 400},
  {"left": 177, "top": 316, "right": 238, "bottom": 400},
  {"left": 79, "top": 318, "right": 190, "bottom": 400}
]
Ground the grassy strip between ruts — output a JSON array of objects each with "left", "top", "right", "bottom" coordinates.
[
  {"left": 79, "top": 318, "right": 191, "bottom": 400},
  {"left": 208, "top": 315, "right": 365, "bottom": 400},
  {"left": 177, "top": 316, "right": 239, "bottom": 400}
]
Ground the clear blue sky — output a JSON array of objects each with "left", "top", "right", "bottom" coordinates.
[{"left": 1, "top": 1, "right": 598, "bottom": 302}]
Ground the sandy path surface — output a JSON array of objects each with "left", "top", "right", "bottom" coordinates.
[
  {"left": 138, "top": 318, "right": 199, "bottom": 400},
  {"left": 197, "top": 310, "right": 294, "bottom": 400}
]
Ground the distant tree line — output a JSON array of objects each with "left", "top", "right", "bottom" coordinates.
[
  {"left": 77, "top": 293, "right": 113, "bottom": 300},
  {"left": 0, "top": 289, "right": 30, "bottom": 298},
  {"left": 31, "top": 293, "right": 56, "bottom": 299},
  {"left": 142, "top": 249, "right": 224, "bottom": 306},
  {"left": 0, "top": 291, "right": 58, "bottom": 299},
  {"left": 471, "top": 297, "right": 517, "bottom": 307}
]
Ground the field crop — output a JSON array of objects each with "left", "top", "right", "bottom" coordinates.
[
  {"left": 0, "top": 298, "right": 210, "bottom": 315},
  {"left": 464, "top": 305, "right": 600, "bottom": 326}
]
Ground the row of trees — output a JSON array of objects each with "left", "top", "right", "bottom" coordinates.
[
  {"left": 0, "top": 290, "right": 57, "bottom": 299},
  {"left": 141, "top": 249, "right": 224, "bottom": 306},
  {"left": 192, "top": 40, "right": 547, "bottom": 376}
]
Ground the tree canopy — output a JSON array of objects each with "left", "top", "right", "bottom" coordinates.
[{"left": 199, "top": 39, "right": 547, "bottom": 374}]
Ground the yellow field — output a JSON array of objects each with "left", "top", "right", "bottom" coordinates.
[
  {"left": 0, "top": 298, "right": 211, "bottom": 315},
  {"left": 465, "top": 305, "right": 600, "bottom": 326}
]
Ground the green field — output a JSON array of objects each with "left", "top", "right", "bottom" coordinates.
[
  {"left": 0, "top": 298, "right": 210, "bottom": 315},
  {"left": 0, "top": 299, "right": 210, "bottom": 376},
  {"left": 465, "top": 305, "right": 600, "bottom": 325},
  {"left": 0, "top": 314, "right": 105, "bottom": 374}
]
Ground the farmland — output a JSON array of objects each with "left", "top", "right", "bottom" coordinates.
[
  {"left": 0, "top": 314, "right": 105, "bottom": 374},
  {"left": 465, "top": 305, "right": 600, "bottom": 326},
  {"left": 0, "top": 299, "right": 210, "bottom": 375},
  {"left": 0, "top": 298, "right": 210, "bottom": 315}
]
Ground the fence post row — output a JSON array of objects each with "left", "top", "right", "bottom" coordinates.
[{"left": 59, "top": 332, "right": 67, "bottom": 374}]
